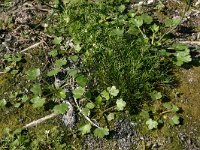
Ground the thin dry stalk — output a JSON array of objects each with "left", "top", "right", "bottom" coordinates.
[
  {"left": 20, "top": 41, "right": 43, "bottom": 53},
  {"left": 22, "top": 113, "right": 58, "bottom": 129},
  {"left": 179, "top": 41, "right": 200, "bottom": 45}
]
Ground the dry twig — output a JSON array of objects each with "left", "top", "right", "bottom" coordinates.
[
  {"left": 22, "top": 113, "right": 58, "bottom": 129},
  {"left": 20, "top": 41, "right": 43, "bottom": 53},
  {"left": 179, "top": 40, "right": 200, "bottom": 45}
]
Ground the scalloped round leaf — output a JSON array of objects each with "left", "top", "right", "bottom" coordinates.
[
  {"left": 86, "top": 102, "right": 95, "bottom": 109},
  {"left": 150, "top": 91, "right": 162, "bottom": 100},
  {"left": 76, "top": 75, "right": 88, "bottom": 87},
  {"left": 141, "top": 13, "right": 153, "bottom": 24},
  {"left": 31, "top": 84, "right": 42, "bottom": 96},
  {"left": 31, "top": 96, "right": 45, "bottom": 108},
  {"left": 108, "top": 86, "right": 119, "bottom": 97},
  {"left": 81, "top": 107, "right": 90, "bottom": 116},
  {"left": 170, "top": 115, "right": 180, "bottom": 125},
  {"left": 26, "top": 68, "right": 40, "bottom": 80},
  {"left": 53, "top": 103, "right": 69, "bottom": 114},
  {"left": 116, "top": 98, "right": 126, "bottom": 111},
  {"left": 140, "top": 110, "right": 150, "bottom": 119},
  {"left": 146, "top": 119, "right": 158, "bottom": 130},
  {"left": 134, "top": 17, "right": 143, "bottom": 27},
  {"left": 107, "top": 113, "right": 115, "bottom": 121},
  {"left": 171, "top": 104, "right": 179, "bottom": 112},
  {"left": 55, "top": 58, "right": 67, "bottom": 67},
  {"left": 68, "top": 68, "right": 78, "bottom": 77},
  {"left": 48, "top": 50, "right": 58, "bottom": 57},
  {"left": 69, "top": 55, "right": 79, "bottom": 62},
  {"left": 47, "top": 68, "right": 61, "bottom": 77},
  {"left": 73, "top": 87, "right": 85, "bottom": 99},
  {"left": 74, "top": 44, "right": 82, "bottom": 52},
  {"left": 118, "top": 5, "right": 125, "bottom": 13},
  {"left": 94, "top": 127, "right": 109, "bottom": 138},
  {"left": 162, "top": 102, "right": 172, "bottom": 110},
  {"left": 53, "top": 36, "right": 62, "bottom": 45},
  {"left": 57, "top": 89, "right": 66, "bottom": 99},
  {"left": 101, "top": 90, "right": 110, "bottom": 101},
  {"left": 95, "top": 95, "right": 103, "bottom": 105},
  {"left": 79, "top": 124, "right": 91, "bottom": 135}
]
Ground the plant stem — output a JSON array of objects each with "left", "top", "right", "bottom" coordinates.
[
  {"left": 138, "top": 26, "right": 146, "bottom": 39},
  {"left": 74, "top": 98, "right": 100, "bottom": 128},
  {"left": 151, "top": 33, "right": 155, "bottom": 45}
]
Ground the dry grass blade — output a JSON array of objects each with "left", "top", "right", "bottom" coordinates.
[{"left": 20, "top": 41, "right": 44, "bottom": 53}]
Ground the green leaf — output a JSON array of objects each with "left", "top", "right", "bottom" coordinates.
[
  {"left": 101, "top": 90, "right": 110, "bottom": 101},
  {"left": 175, "top": 51, "right": 192, "bottom": 66},
  {"left": 55, "top": 58, "right": 67, "bottom": 67},
  {"left": 53, "top": 103, "right": 68, "bottom": 114},
  {"left": 74, "top": 44, "right": 82, "bottom": 52},
  {"left": 112, "top": 28, "right": 124, "bottom": 36},
  {"left": 150, "top": 91, "right": 162, "bottom": 100},
  {"left": 81, "top": 107, "right": 90, "bottom": 116},
  {"left": 21, "top": 95, "right": 29, "bottom": 103},
  {"left": 146, "top": 119, "right": 158, "bottom": 130},
  {"left": 94, "top": 127, "right": 109, "bottom": 138},
  {"left": 141, "top": 14, "right": 153, "bottom": 24},
  {"left": 134, "top": 17, "right": 143, "bottom": 27},
  {"left": 151, "top": 24, "right": 159, "bottom": 32},
  {"left": 0, "top": 99, "right": 7, "bottom": 108},
  {"left": 116, "top": 98, "right": 126, "bottom": 111},
  {"left": 57, "top": 89, "right": 66, "bottom": 99},
  {"left": 30, "top": 84, "right": 42, "bottom": 96},
  {"left": 11, "top": 70, "right": 19, "bottom": 75},
  {"left": 79, "top": 124, "right": 91, "bottom": 135},
  {"left": 26, "top": 68, "right": 40, "bottom": 80},
  {"left": 159, "top": 49, "right": 170, "bottom": 56},
  {"left": 53, "top": 36, "right": 62, "bottom": 45},
  {"left": 170, "top": 115, "right": 180, "bottom": 125},
  {"left": 47, "top": 68, "right": 61, "bottom": 76},
  {"left": 73, "top": 87, "right": 85, "bottom": 99},
  {"left": 5, "top": 54, "right": 22, "bottom": 62},
  {"left": 171, "top": 104, "right": 179, "bottom": 112},
  {"left": 69, "top": 55, "right": 79, "bottom": 62},
  {"left": 68, "top": 68, "right": 78, "bottom": 77},
  {"left": 165, "top": 18, "right": 180, "bottom": 27},
  {"left": 86, "top": 102, "right": 95, "bottom": 109},
  {"left": 162, "top": 102, "right": 172, "bottom": 110},
  {"left": 31, "top": 96, "right": 45, "bottom": 108},
  {"left": 48, "top": 50, "right": 58, "bottom": 57},
  {"left": 140, "top": 110, "right": 150, "bottom": 119},
  {"left": 76, "top": 75, "right": 88, "bottom": 87},
  {"left": 107, "top": 113, "right": 115, "bottom": 121},
  {"left": 118, "top": 5, "right": 125, "bottom": 13},
  {"left": 172, "top": 43, "right": 188, "bottom": 51},
  {"left": 108, "top": 86, "right": 119, "bottom": 97},
  {"left": 128, "top": 12, "right": 136, "bottom": 18},
  {"left": 14, "top": 103, "right": 21, "bottom": 108},
  {"left": 128, "top": 25, "right": 140, "bottom": 35},
  {"left": 95, "top": 95, "right": 103, "bottom": 105}
]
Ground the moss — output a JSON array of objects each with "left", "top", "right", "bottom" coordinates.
[
  {"left": 0, "top": 104, "right": 52, "bottom": 138},
  {"left": 173, "top": 67, "right": 200, "bottom": 134},
  {"left": 137, "top": 66, "right": 200, "bottom": 149}
]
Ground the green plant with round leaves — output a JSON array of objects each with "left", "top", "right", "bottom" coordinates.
[{"left": 141, "top": 91, "right": 181, "bottom": 129}]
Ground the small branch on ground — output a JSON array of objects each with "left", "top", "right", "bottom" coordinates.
[
  {"left": 22, "top": 113, "right": 59, "bottom": 129},
  {"left": 20, "top": 41, "right": 44, "bottom": 53},
  {"left": 179, "top": 41, "right": 200, "bottom": 45}
]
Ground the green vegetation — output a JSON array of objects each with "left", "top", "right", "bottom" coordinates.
[{"left": 0, "top": 0, "right": 196, "bottom": 149}]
